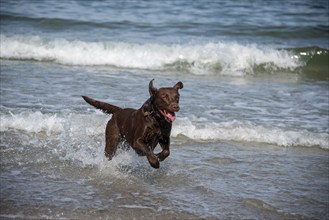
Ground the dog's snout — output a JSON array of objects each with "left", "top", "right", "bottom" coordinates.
[{"left": 172, "top": 103, "right": 180, "bottom": 111}]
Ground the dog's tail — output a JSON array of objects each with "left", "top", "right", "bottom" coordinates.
[{"left": 82, "top": 96, "right": 122, "bottom": 114}]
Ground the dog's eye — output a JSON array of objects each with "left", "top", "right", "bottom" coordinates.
[{"left": 162, "top": 94, "right": 169, "bottom": 100}]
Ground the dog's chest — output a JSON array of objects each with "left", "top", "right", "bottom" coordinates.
[{"left": 142, "top": 122, "right": 162, "bottom": 144}]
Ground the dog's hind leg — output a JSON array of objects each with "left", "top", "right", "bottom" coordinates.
[{"left": 104, "top": 118, "right": 120, "bottom": 159}]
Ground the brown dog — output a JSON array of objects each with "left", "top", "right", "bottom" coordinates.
[{"left": 82, "top": 79, "right": 183, "bottom": 168}]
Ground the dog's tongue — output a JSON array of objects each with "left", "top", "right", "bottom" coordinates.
[{"left": 166, "top": 112, "right": 176, "bottom": 122}]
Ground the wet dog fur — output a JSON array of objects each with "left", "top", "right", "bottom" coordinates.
[{"left": 82, "top": 79, "right": 183, "bottom": 168}]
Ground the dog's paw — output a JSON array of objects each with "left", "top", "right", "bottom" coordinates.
[
  {"left": 147, "top": 155, "right": 160, "bottom": 169},
  {"left": 156, "top": 150, "right": 170, "bottom": 161},
  {"left": 104, "top": 151, "right": 113, "bottom": 160}
]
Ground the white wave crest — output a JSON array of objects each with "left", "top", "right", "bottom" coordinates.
[
  {"left": 172, "top": 118, "right": 329, "bottom": 149},
  {"left": 0, "top": 111, "right": 64, "bottom": 135},
  {"left": 0, "top": 34, "right": 303, "bottom": 76},
  {"left": 1, "top": 112, "right": 327, "bottom": 149}
]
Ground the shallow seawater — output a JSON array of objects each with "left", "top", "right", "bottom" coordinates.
[
  {"left": 1, "top": 61, "right": 328, "bottom": 219},
  {"left": 1, "top": 130, "right": 328, "bottom": 219},
  {"left": 1, "top": 0, "right": 329, "bottom": 219}
]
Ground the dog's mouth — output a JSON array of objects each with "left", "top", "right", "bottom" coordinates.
[{"left": 159, "top": 109, "right": 176, "bottom": 123}]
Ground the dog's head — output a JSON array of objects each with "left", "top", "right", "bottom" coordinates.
[{"left": 148, "top": 79, "right": 183, "bottom": 123}]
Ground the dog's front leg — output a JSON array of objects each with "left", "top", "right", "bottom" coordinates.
[
  {"left": 134, "top": 139, "right": 160, "bottom": 169},
  {"left": 156, "top": 136, "right": 170, "bottom": 161}
]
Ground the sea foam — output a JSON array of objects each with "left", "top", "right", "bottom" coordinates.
[
  {"left": 1, "top": 111, "right": 328, "bottom": 149},
  {"left": 0, "top": 34, "right": 303, "bottom": 76},
  {"left": 0, "top": 111, "right": 64, "bottom": 135},
  {"left": 172, "top": 118, "right": 329, "bottom": 149}
]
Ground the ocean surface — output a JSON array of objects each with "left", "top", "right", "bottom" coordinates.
[{"left": 1, "top": 0, "right": 329, "bottom": 219}]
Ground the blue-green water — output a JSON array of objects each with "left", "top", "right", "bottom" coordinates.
[{"left": 1, "top": 1, "right": 328, "bottom": 219}]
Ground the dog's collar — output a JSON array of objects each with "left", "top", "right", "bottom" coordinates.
[
  {"left": 144, "top": 111, "right": 153, "bottom": 117},
  {"left": 143, "top": 96, "right": 156, "bottom": 117}
]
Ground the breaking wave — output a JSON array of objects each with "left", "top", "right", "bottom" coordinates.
[
  {"left": 2, "top": 34, "right": 326, "bottom": 76},
  {"left": 1, "top": 111, "right": 328, "bottom": 150},
  {"left": 172, "top": 118, "right": 329, "bottom": 149}
]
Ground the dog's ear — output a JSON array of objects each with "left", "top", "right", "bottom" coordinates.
[
  {"left": 173, "top": 81, "right": 183, "bottom": 90},
  {"left": 149, "top": 79, "right": 157, "bottom": 96}
]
